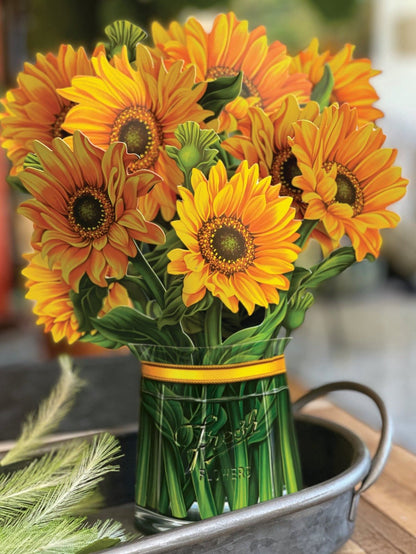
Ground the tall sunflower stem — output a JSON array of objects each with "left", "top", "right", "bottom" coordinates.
[
  {"left": 204, "top": 297, "right": 223, "bottom": 347},
  {"left": 131, "top": 245, "right": 166, "bottom": 308}
]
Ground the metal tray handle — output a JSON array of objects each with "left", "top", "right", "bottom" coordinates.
[{"left": 292, "top": 380, "right": 393, "bottom": 520}]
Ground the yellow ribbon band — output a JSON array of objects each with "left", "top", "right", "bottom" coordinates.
[{"left": 141, "top": 355, "right": 286, "bottom": 384}]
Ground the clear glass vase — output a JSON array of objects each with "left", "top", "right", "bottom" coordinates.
[{"left": 131, "top": 340, "right": 302, "bottom": 534}]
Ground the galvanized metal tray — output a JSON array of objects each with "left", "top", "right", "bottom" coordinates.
[{"left": 96, "top": 381, "right": 392, "bottom": 554}]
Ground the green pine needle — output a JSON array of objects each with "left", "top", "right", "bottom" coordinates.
[{"left": 1, "top": 355, "right": 86, "bottom": 466}]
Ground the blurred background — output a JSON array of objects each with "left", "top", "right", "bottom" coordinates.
[{"left": 0, "top": 0, "right": 415, "bottom": 452}]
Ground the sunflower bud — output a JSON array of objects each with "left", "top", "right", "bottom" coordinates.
[
  {"left": 166, "top": 121, "right": 219, "bottom": 187},
  {"left": 284, "top": 291, "right": 314, "bottom": 331}
]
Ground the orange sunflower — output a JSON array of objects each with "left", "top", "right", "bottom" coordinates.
[
  {"left": 23, "top": 251, "right": 131, "bottom": 344},
  {"left": 151, "top": 12, "right": 311, "bottom": 133},
  {"left": 290, "top": 103, "right": 408, "bottom": 261},
  {"left": 22, "top": 251, "right": 82, "bottom": 344},
  {"left": 167, "top": 160, "right": 301, "bottom": 314},
  {"left": 18, "top": 131, "right": 164, "bottom": 291},
  {"left": 222, "top": 96, "right": 321, "bottom": 219},
  {"left": 0, "top": 44, "right": 102, "bottom": 175},
  {"left": 58, "top": 44, "right": 212, "bottom": 221},
  {"left": 290, "top": 38, "right": 383, "bottom": 125}
]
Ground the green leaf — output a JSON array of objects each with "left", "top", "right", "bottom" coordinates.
[
  {"left": 302, "top": 246, "right": 356, "bottom": 289},
  {"left": 103, "top": 20, "right": 147, "bottom": 60},
  {"left": 7, "top": 174, "right": 28, "bottom": 194},
  {"left": 69, "top": 275, "right": 108, "bottom": 333},
  {"left": 144, "top": 229, "right": 183, "bottom": 281},
  {"left": 310, "top": 64, "right": 334, "bottom": 110},
  {"left": 118, "top": 275, "right": 148, "bottom": 308},
  {"left": 288, "top": 266, "right": 311, "bottom": 297},
  {"left": 79, "top": 332, "right": 123, "bottom": 350},
  {"left": 198, "top": 72, "right": 243, "bottom": 122},
  {"left": 158, "top": 277, "right": 186, "bottom": 328},
  {"left": 23, "top": 152, "right": 43, "bottom": 172},
  {"left": 90, "top": 306, "right": 175, "bottom": 347},
  {"left": 158, "top": 277, "right": 213, "bottom": 329}
]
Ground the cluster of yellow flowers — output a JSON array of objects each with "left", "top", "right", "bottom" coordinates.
[{"left": 0, "top": 12, "right": 407, "bottom": 345}]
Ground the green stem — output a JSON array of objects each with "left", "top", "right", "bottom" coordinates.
[
  {"left": 204, "top": 297, "right": 222, "bottom": 347},
  {"left": 147, "top": 424, "right": 161, "bottom": 511},
  {"left": 295, "top": 219, "right": 318, "bottom": 249},
  {"left": 277, "top": 385, "right": 302, "bottom": 494},
  {"left": 158, "top": 476, "right": 169, "bottom": 514},
  {"left": 135, "top": 408, "right": 151, "bottom": 507},
  {"left": 257, "top": 377, "right": 280, "bottom": 501},
  {"left": 229, "top": 402, "right": 249, "bottom": 509},
  {"left": 189, "top": 455, "right": 218, "bottom": 518},
  {"left": 217, "top": 447, "right": 236, "bottom": 511},
  {"left": 213, "top": 475, "right": 226, "bottom": 514},
  {"left": 162, "top": 442, "right": 188, "bottom": 518},
  {"left": 258, "top": 439, "right": 275, "bottom": 501},
  {"left": 131, "top": 246, "right": 166, "bottom": 307},
  {"left": 248, "top": 447, "right": 259, "bottom": 505}
]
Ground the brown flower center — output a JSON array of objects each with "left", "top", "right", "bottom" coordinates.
[
  {"left": 198, "top": 216, "right": 255, "bottom": 276},
  {"left": 111, "top": 106, "right": 163, "bottom": 171},
  {"left": 206, "top": 66, "right": 262, "bottom": 107},
  {"left": 324, "top": 162, "right": 364, "bottom": 216},
  {"left": 52, "top": 102, "right": 75, "bottom": 139},
  {"left": 68, "top": 186, "right": 115, "bottom": 240},
  {"left": 271, "top": 148, "right": 306, "bottom": 215}
]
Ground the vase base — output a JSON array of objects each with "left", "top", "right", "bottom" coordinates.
[
  {"left": 134, "top": 502, "right": 231, "bottom": 534},
  {"left": 134, "top": 505, "right": 192, "bottom": 534}
]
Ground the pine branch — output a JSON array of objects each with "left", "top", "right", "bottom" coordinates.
[
  {"left": 0, "top": 357, "right": 131, "bottom": 552},
  {"left": 0, "top": 515, "right": 126, "bottom": 554},
  {"left": 24, "top": 433, "right": 121, "bottom": 524},
  {"left": 0, "top": 439, "right": 100, "bottom": 522},
  {"left": 1, "top": 355, "right": 86, "bottom": 466}
]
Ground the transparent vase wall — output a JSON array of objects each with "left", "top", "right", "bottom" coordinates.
[{"left": 132, "top": 341, "right": 302, "bottom": 534}]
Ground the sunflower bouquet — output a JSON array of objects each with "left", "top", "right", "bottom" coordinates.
[{"left": 1, "top": 13, "right": 407, "bottom": 530}]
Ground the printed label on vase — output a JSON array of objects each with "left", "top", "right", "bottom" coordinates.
[{"left": 174, "top": 409, "right": 258, "bottom": 468}]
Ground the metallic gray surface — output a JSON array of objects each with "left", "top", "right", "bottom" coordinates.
[{"left": 99, "top": 381, "right": 391, "bottom": 554}]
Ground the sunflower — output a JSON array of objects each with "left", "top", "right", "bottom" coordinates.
[
  {"left": 23, "top": 251, "right": 130, "bottom": 344},
  {"left": 22, "top": 251, "right": 82, "bottom": 344},
  {"left": 290, "top": 103, "right": 408, "bottom": 261},
  {"left": 58, "top": 44, "right": 212, "bottom": 221},
  {"left": 290, "top": 38, "right": 383, "bottom": 125},
  {"left": 151, "top": 12, "right": 311, "bottom": 133},
  {"left": 167, "top": 160, "right": 301, "bottom": 314},
  {"left": 18, "top": 131, "right": 165, "bottom": 291},
  {"left": 0, "top": 44, "right": 101, "bottom": 175},
  {"left": 222, "top": 96, "right": 321, "bottom": 218}
]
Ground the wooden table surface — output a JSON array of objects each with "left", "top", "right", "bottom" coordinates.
[{"left": 289, "top": 380, "right": 416, "bottom": 554}]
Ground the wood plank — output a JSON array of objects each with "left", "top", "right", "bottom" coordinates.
[
  {"left": 337, "top": 540, "right": 366, "bottom": 553},
  {"left": 351, "top": 497, "right": 416, "bottom": 553},
  {"left": 363, "top": 475, "right": 416, "bottom": 536}
]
